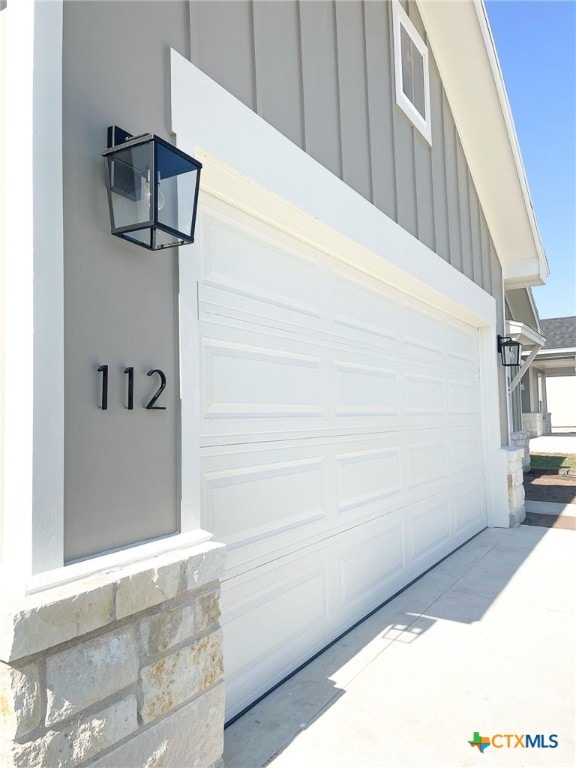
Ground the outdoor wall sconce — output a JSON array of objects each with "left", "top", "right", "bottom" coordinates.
[
  {"left": 102, "top": 126, "right": 202, "bottom": 251},
  {"left": 497, "top": 335, "right": 522, "bottom": 366}
]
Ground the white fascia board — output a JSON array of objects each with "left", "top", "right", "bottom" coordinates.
[
  {"left": 416, "top": 0, "right": 549, "bottom": 288},
  {"left": 537, "top": 348, "right": 576, "bottom": 357},
  {"left": 171, "top": 50, "right": 494, "bottom": 329},
  {"left": 507, "top": 320, "right": 546, "bottom": 348},
  {"left": 502, "top": 257, "right": 547, "bottom": 289}
]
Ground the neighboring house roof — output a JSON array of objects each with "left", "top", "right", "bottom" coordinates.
[
  {"left": 417, "top": 0, "right": 549, "bottom": 289},
  {"left": 540, "top": 317, "right": 576, "bottom": 351}
]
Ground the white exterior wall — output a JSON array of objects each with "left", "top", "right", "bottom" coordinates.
[{"left": 547, "top": 376, "right": 576, "bottom": 431}]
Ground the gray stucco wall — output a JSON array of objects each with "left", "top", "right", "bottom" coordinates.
[
  {"left": 62, "top": 1, "right": 189, "bottom": 561},
  {"left": 61, "top": 0, "right": 507, "bottom": 561}
]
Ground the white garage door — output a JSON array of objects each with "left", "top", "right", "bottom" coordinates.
[{"left": 195, "top": 196, "right": 487, "bottom": 721}]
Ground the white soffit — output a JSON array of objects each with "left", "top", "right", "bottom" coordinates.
[
  {"left": 417, "top": 0, "right": 549, "bottom": 288},
  {"left": 170, "top": 50, "right": 494, "bottom": 329}
]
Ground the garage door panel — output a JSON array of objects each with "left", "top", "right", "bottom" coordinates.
[
  {"left": 409, "top": 498, "right": 452, "bottom": 567},
  {"left": 406, "top": 442, "right": 449, "bottom": 488},
  {"left": 336, "top": 446, "right": 402, "bottom": 513},
  {"left": 193, "top": 199, "right": 488, "bottom": 720},
  {"left": 202, "top": 338, "right": 323, "bottom": 419},
  {"left": 450, "top": 436, "right": 482, "bottom": 475},
  {"left": 202, "top": 431, "right": 482, "bottom": 580},
  {"left": 404, "top": 373, "right": 445, "bottom": 415},
  {"left": 401, "top": 305, "right": 445, "bottom": 355},
  {"left": 199, "top": 318, "right": 481, "bottom": 441},
  {"left": 452, "top": 483, "right": 487, "bottom": 538},
  {"left": 334, "top": 362, "right": 399, "bottom": 416},
  {"left": 202, "top": 457, "right": 326, "bottom": 547},
  {"left": 331, "top": 270, "right": 398, "bottom": 343},
  {"left": 338, "top": 523, "right": 404, "bottom": 611},
  {"left": 222, "top": 561, "right": 330, "bottom": 715},
  {"left": 445, "top": 323, "right": 478, "bottom": 363},
  {"left": 199, "top": 207, "right": 327, "bottom": 331}
]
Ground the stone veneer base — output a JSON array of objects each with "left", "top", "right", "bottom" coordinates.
[
  {"left": 505, "top": 446, "right": 526, "bottom": 527},
  {"left": 0, "top": 540, "right": 225, "bottom": 768}
]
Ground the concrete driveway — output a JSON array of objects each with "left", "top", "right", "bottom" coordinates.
[{"left": 224, "top": 525, "right": 575, "bottom": 767}]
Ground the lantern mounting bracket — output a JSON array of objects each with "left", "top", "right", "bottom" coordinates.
[{"left": 107, "top": 125, "right": 133, "bottom": 149}]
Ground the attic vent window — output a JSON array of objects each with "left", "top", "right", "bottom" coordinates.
[{"left": 392, "top": 1, "right": 432, "bottom": 144}]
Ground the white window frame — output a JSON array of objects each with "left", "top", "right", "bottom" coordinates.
[{"left": 392, "top": 0, "right": 432, "bottom": 144}]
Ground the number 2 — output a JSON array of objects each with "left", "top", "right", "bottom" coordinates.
[{"left": 146, "top": 369, "right": 167, "bottom": 410}]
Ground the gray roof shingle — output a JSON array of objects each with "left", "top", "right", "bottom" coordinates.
[{"left": 540, "top": 317, "right": 576, "bottom": 350}]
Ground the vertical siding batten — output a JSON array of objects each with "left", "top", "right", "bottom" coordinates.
[
  {"left": 429, "top": 57, "right": 450, "bottom": 262},
  {"left": 299, "top": 0, "right": 342, "bottom": 178},
  {"left": 480, "top": 212, "right": 492, "bottom": 294},
  {"left": 413, "top": 137, "right": 435, "bottom": 251},
  {"left": 456, "top": 137, "right": 474, "bottom": 280},
  {"left": 442, "top": 92, "right": 463, "bottom": 272},
  {"left": 408, "top": 1, "right": 435, "bottom": 251},
  {"left": 193, "top": 0, "right": 256, "bottom": 111},
  {"left": 363, "top": 0, "right": 397, "bottom": 218},
  {"left": 253, "top": 1, "right": 304, "bottom": 149},
  {"left": 335, "top": 0, "right": 372, "bottom": 200},
  {"left": 469, "top": 178, "right": 483, "bottom": 288}
]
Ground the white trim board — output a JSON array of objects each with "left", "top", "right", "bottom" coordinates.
[
  {"left": 2, "top": 0, "right": 64, "bottom": 585},
  {"left": 171, "top": 51, "right": 494, "bottom": 329}
]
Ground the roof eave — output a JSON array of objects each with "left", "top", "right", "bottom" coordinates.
[{"left": 416, "top": 0, "right": 549, "bottom": 289}]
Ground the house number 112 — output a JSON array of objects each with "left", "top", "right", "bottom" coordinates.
[{"left": 97, "top": 365, "right": 167, "bottom": 411}]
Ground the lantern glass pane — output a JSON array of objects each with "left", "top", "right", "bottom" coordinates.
[
  {"left": 503, "top": 342, "right": 521, "bottom": 366},
  {"left": 154, "top": 229, "right": 185, "bottom": 250},
  {"left": 107, "top": 142, "right": 153, "bottom": 231},
  {"left": 122, "top": 229, "right": 153, "bottom": 249},
  {"left": 155, "top": 142, "right": 200, "bottom": 239}
]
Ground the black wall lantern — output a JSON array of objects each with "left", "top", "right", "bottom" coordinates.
[
  {"left": 102, "top": 126, "right": 202, "bottom": 250},
  {"left": 497, "top": 335, "right": 522, "bottom": 366}
]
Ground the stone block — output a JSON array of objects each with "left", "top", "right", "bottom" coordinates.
[
  {"left": 0, "top": 696, "right": 137, "bottom": 768},
  {"left": 183, "top": 544, "right": 226, "bottom": 592},
  {"left": 115, "top": 559, "right": 183, "bottom": 621},
  {"left": 0, "top": 577, "right": 115, "bottom": 662},
  {"left": 140, "top": 603, "right": 196, "bottom": 658},
  {"left": 195, "top": 591, "right": 221, "bottom": 634},
  {"left": 115, "top": 542, "right": 223, "bottom": 622},
  {"left": 0, "top": 661, "right": 41, "bottom": 739},
  {"left": 87, "top": 683, "right": 225, "bottom": 768},
  {"left": 139, "top": 589, "right": 220, "bottom": 658},
  {"left": 46, "top": 627, "right": 139, "bottom": 725},
  {"left": 140, "top": 630, "right": 223, "bottom": 723},
  {"left": 0, "top": 541, "right": 225, "bottom": 663}
]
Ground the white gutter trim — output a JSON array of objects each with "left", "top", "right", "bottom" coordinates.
[
  {"left": 507, "top": 320, "right": 546, "bottom": 348},
  {"left": 416, "top": 0, "right": 549, "bottom": 287},
  {"left": 474, "top": 1, "right": 549, "bottom": 280},
  {"left": 536, "top": 348, "right": 576, "bottom": 356}
]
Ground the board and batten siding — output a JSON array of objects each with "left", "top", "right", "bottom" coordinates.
[{"left": 189, "top": 0, "right": 501, "bottom": 296}]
